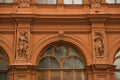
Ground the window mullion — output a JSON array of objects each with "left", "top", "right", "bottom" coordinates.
[
  {"left": 72, "top": 0, "right": 74, "bottom": 4},
  {"left": 60, "top": 70, "right": 63, "bottom": 80},
  {"left": 48, "top": 70, "right": 50, "bottom": 80}
]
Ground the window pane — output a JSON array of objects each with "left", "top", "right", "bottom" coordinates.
[
  {"left": 48, "top": 0, "right": 56, "bottom": 4},
  {"left": 64, "top": 0, "right": 72, "bottom": 4},
  {"left": 117, "top": 0, "right": 120, "bottom": 3},
  {"left": 63, "top": 57, "right": 84, "bottom": 69},
  {"left": 63, "top": 71, "right": 73, "bottom": 80},
  {"left": 115, "top": 50, "right": 120, "bottom": 58},
  {"left": 63, "top": 57, "right": 74, "bottom": 69},
  {"left": 74, "top": 0, "right": 82, "bottom": 4},
  {"left": 74, "top": 58, "right": 84, "bottom": 69},
  {"left": 76, "top": 71, "right": 82, "bottom": 80},
  {"left": 54, "top": 46, "right": 67, "bottom": 58},
  {"left": 50, "top": 57, "right": 60, "bottom": 68},
  {"left": 106, "top": 0, "right": 115, "bottom": 3},
  {"left": 39, "top": 58, "right": 49, "bottom": 68},
  {"left": 37, "top": 71, "right": 48, "bottom": 80},
  {"left": 2, "top": 72, "right": 7, "bottom": 80},
  {"left": 39, "top": 0, "right": 46, "bottom": 4},
  {"left": 0, "top": 0, "right": 3, "bottom": 3},
  {"left": 5, "top": 0, "right": 13, "bottom": 3},
  {"left": 0, "top": 50, "right": 8, "bottom": 70},
  {"left": 115, "top": 72, "right": 120, "bottom": 80},
  {"left": 70, "top": 47, "right": 79, "bottom": 56},
  {"left": 42, "top": 47, "right": 52, "bottom": 57},
  {"left": 0, "top": 72, "right": 8, "bottom": 80},
  {"left": 50, "top": 71, "right": 60, "bottom": 80},
  {"left": 114, "top": 58, "right": 120, "bottom": 69}
]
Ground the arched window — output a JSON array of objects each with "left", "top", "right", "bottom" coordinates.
[
  {"left": 64, "top": 0, "right": 83, "bottom": 4},
  {"left": 0, "top": 48, "right": 9, "bottom": 80},
  {"left": 106, "top": 0, "right": 120, "bottom": 4},
  {"left": 37, "top": 44, "right": 86, "bottom": 80},
  {"left": 0, "top": 0, "right": 13, "bottom": 3},
  {"left": 38, "top": 0, "right": 56, "bottom": 4},
  {"left": 114, "top": 50, "right": 120, "bottom": 80}
]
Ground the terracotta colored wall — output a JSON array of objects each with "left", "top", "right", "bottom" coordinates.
[{"left": 0, "top": 0, "right": 120, "bottom": 80}]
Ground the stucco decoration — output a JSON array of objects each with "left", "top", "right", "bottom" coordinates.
[
  {"left": 17, "top": 31, "right": 29, "bottom": 59},
  {"left": 91, "top": 0, "right": 101, "bottom": 8},
  {"left": 19, "top": 0, "right": 31, "bottom": 8},
  {"left": 94, "top": 32, "right": 104, "bottom": 58}
]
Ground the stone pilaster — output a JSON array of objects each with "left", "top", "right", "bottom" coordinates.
[
  {"left": 87, "top": 14, "right": 110, "bottom": 64},
  {"left": 14, "top": 18, "right": 32, "bottom": 64},
  {"left": 86, "top": 64, "right": 116, "bottom": 80},
  {"left": 8, "top": 65, "right": 37, "bottom": 80}
]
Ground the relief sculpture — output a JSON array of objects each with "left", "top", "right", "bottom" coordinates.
[
  {"left": 17, "top": 31, "right": 29, "bottom": 59},
  {"left": 94, "top": 32, "right": 104, "bottom": 58},
  {"left": 91, "top": 0, "right": 101, "bottom": 8},
  {"left": 19, "top": 0, "right": 31, "bottom": 8}
]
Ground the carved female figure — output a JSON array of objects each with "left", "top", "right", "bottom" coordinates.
[
  {"left": 18, "top": 31, "right": 28, "bottom": 59},
  {"left": 94, "top": 32, "right": 104, "bottom": 57}
]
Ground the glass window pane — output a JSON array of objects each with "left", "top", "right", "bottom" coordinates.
[
  {"left": 5, "top": 0, "right": 13, "bottom": 3},
  {"left": 54, "top": 46, "right": 67, "bottom": 58},
  {"left": 0, "top": 0, "right": 3, "bottom": 3},
  {"left": 63, "top": 57, "right": 74, "bottom": 69},
  {"left": 106, "top": 0, "right": 115, "bottom": 3},
  {"left": 2, "top": 72, "right": 7, "bottom": 80},
  {"left": 115, "top": 72, "right": 120, "bottom": 80},
  {"left": 50, "top": 57, "right": 60, "bottom": 68},
  {"left": 37, "top": 71, "right": 48, "bottom": 80},
  {"left": 115, "top": 50, "right": 120, "bottom": 58},
  {"left": 74, "top": 0, "right": 82, "bottom": 4},
  {"left": 64, "top": 0, "right": 72, "bottom": 4},
  {"left": 76, "top": 71, "right": 82, "bottom": 80},
  {"left": 50, "top": 71, "right": 60, "bottom": 80},
  {"left": 48, "top": 0, "right": 56, "bottom": 4},
  {"left": 117, "top": 0, "right": 120, "bottom": 3},
  {"left": 70, "top": 48, "right": 79, "bottom": 56},
  {"left": 42, "top": 47, "right": 52, "bottom": 57},
  {"left": 114, "top": 58, "right": 120, "bottom": 69},
  {"left": 0, "top": 50, "right": 8, "bottom": 70},
  {"left": 39, "top": 58, "right": 49, "bottom": 68},
  {"left": 63, "top": 71, "right": 73, "bottom": 80},
  {"left": 63, "top": 57, "right": 84, "bottom": 69},
  {"left": 74, "top": 58, "right": 84, "bottom": 69},
  {"left": 39, "top": 0, "right": 46, "bottom": 4},
  {"left": 0, "top": 72, "right": 8, "bottom": 80}
]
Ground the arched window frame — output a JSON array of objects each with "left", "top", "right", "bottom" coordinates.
[{"left": 37, "top": 43, "right": 87, "bottom": 80}]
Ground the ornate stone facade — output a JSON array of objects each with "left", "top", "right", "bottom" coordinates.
[{"left": 0, "top": 0, "right": 120, "bottom": 80}]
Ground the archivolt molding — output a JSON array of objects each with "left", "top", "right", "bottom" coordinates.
[
  {"left": 0, "top": 36, "right": 13, "bottom": 64},
  {"left": 31, "top": 34, "right": 92, "bottom": 66},
  {"left": 109, "top": 36, "right": 120, "bottom": 64}
]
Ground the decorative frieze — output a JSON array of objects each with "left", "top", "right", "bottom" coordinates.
[
  {"left": 91, "top": 0, "right": 101, "bottom": 8},
  {"left": 19, "top": 0, "right": 31, "bottom": 8}
]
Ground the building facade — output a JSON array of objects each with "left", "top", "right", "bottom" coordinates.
[{"left": 0, "top": 0, "right": 120, "bottom": 80}]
